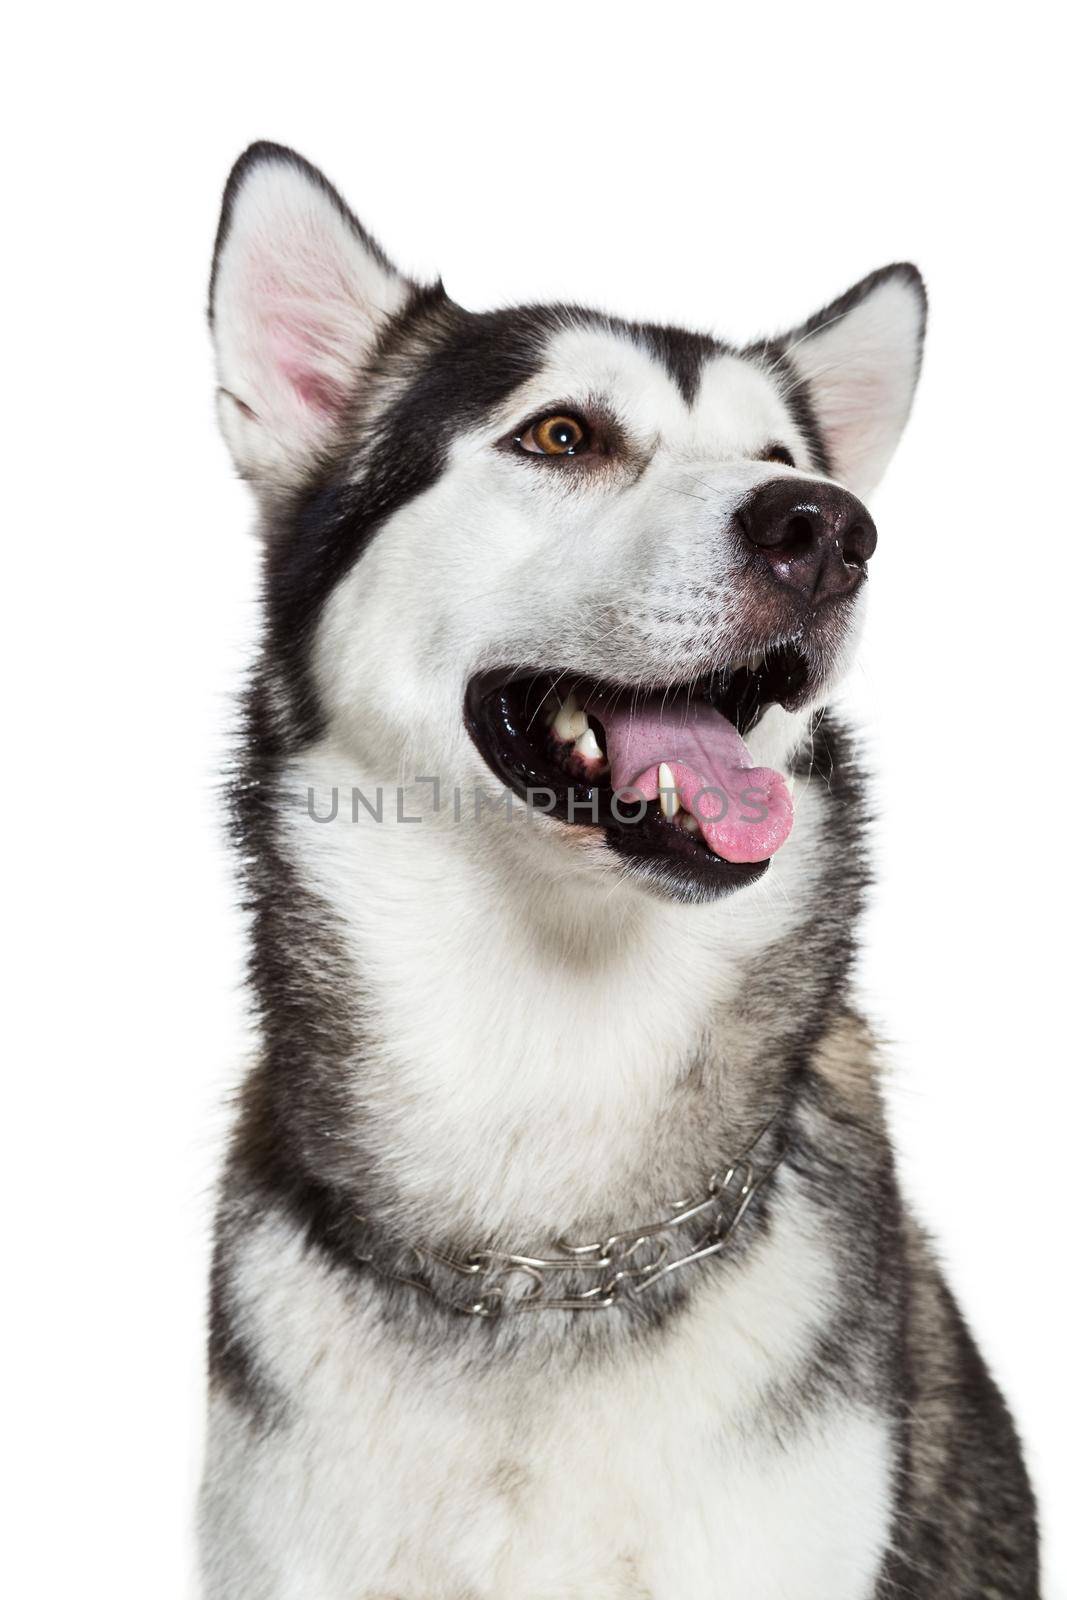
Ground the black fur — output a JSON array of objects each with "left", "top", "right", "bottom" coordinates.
[
  {"left": 216, "top": 662, "right": 1041, "bottom": 1594},
  {"left": 212, "top": 707, "right": 860, "bottom": 1358},
  {"left": 204, "top": 148, "right": 1034, "bottom": 1594},
  {"left": 213, "top": 144, "right": 885, "bottom": 745}
]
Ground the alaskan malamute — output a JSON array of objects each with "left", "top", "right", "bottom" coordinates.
[{"left": 199, "top": 142, "right": 1038, "bottom": 1597}]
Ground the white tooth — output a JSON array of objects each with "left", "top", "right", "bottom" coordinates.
[
  {"left": 680, "top": 811, "right": 701, "bottom": 834},
  {"left": 785, "top": 774, "right": 796, "bottom": 794},
  {"left": 551, "top": 693, "right": 589, "bottom": 743},
  {"left": 658, "top": 763, "right": 680, "bottom": 819},
  {"left": 550, "top": 692, "right": 576, "bottom": 735},
  {"left": 574, "top": 727, "right": 604, "bottom": 763}
]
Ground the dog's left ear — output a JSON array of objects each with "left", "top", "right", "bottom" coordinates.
[
  {"left": 776, "top": 265, "right": 927, "bottom": 499},
  {"left": 208, "top": 142, "right": 413, "bottom": 495}
]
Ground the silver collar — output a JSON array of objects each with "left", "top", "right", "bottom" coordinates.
[{"left": 354, "top": 1117, "right": 785, "bottom": 1318}]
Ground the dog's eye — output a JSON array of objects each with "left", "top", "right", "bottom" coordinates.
[
  {"left": 761, "top": 444, "right": 796, "bottom": 468},
  {"left": 516, "top": 414, "right": 589, "bottom": 457}
]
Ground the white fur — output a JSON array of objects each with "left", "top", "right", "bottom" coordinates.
[
  {"left": 314, "top": 324, "right": 863, "bottom": 774},
  {"left": 282, "top": 735, "right": 827, "bottom": 1241},
  {"left": 202, "top": 155, "right": 923, "bottom": 1597},
  {"left": 288, "top": 326, "right": 852, "bottom": 1244},
  {"left": 203, "top": 1175, "right": 893, "bottom": 1599}
]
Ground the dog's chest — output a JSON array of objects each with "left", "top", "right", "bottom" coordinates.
[
  {"left": 355, "top": 1383, "right": 894, "bottom": 1600},
  {"left": 206, "top": 1187, "right": 895, "bottom": 1599}
]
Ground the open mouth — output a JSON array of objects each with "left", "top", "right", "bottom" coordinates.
[{"left": 465, "top": 644, "right": 810, "bottom": 898}]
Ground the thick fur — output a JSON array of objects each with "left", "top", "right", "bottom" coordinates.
[{"left": 199, "top": 143, "right": 1039, "bottom": 1597}]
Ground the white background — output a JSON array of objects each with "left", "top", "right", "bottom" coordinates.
[{"left": 5, "top": 4, "right": 1063, "bottom": 1593}]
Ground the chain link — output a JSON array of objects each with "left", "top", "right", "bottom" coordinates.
[{"left": 355, "top": 1118, "right": 783, "bottom": 1318}]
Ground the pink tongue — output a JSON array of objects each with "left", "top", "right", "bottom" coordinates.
[{"left": 587, "top": 695, "right": 793, "bottom": 863}]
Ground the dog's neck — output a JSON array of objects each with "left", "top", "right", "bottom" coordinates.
[{"left": 236, "top": 709, "right": 862, "bottom": 1248}]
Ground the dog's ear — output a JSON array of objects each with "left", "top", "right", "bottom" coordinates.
[
  {"left": 777, "top": 265, "right": 927, "bottom": 499},
  {"left": 208, "top": 143, "right": 411, "bottom": 493}
]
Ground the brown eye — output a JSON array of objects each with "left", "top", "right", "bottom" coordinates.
[{"left": 517, "top": 413, "right": 588, "bottom": 456}]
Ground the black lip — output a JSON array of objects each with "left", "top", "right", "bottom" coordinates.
[{"left": 463, "top": 650, "right": 809, "bottom": 901}]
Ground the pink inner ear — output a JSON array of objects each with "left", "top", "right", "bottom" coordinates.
[
  {"left": 271, "top": 323, "right": 349, "bottom": 419},
  {"left": 243, "top": 260, "right": 355, "bottom": 425},
  {"left": 822, "top": 370, "right": 893, "bottom": 461}
]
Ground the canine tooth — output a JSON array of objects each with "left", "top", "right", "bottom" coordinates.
[
  {"left": 680, "top": 811, "right": 701, "bottom": 835},
  {"left": 658, "top": 763, "right": 680, "bottom": 819},
  {"left": 574, "top": 727, "right": 604, "bottom": 763},
  {"left": 551, "top": 693, "right": 589, "bottom": 743},
  {"left": 550, "top": 692, "right": 576, "bottom": 735},
  {"left": 785, "top": 774, "right": 796, "bottom": 794}
]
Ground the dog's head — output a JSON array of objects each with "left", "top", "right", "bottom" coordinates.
[{"left": 210, "top": 143, "right": 924, "bottom": 904}]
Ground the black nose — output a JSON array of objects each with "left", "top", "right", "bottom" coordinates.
[{"left": 737, "top": 479, "right": 877, "bottom": 605}]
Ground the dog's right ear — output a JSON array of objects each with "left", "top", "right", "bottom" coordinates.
[{"left": 208, "top": 143, "right": 411, "bottom": 494}]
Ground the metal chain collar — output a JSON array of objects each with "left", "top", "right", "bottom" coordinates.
[{"left": 353, "top": 1118, "right": 784, "bottom": 1318}]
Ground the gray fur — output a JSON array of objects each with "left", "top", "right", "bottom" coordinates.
[{"left": 198, "top": 143, "right": 1038, "bottom": 1597}]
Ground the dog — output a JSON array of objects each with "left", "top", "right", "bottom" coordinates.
[{"left": 198, "top": 142, "right": 1039, "bottom": 1597}]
